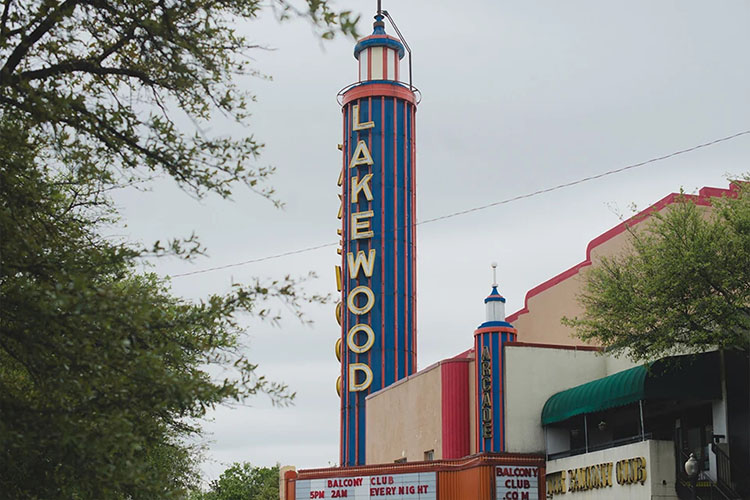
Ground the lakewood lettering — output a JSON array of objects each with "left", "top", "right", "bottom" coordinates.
[{"left": 344, "top": 104, "right": 377, "bottom": 392}]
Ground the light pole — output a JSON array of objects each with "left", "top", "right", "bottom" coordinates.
[{"left": 684, "top": 453, "right": 699, "bottom": 500}]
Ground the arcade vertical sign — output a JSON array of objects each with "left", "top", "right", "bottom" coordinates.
[{"left": 335, "top": 18, "right": 418, "bottom": 467}]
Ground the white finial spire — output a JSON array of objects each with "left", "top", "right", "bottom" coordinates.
[{"left": 483, "top": 262, "right": 506, "bottom": 323}]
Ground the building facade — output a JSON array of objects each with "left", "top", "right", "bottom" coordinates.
[{"left": 283, "top": 7, "right": 749, "bottom": 500}]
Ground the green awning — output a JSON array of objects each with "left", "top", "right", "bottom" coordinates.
[{"left": 541, "top": 351, "right": 721, "bottom": 426}]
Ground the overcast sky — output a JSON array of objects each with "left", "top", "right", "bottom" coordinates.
[{"left": 112, "top": 0, "right": 749, "bottom": 483}]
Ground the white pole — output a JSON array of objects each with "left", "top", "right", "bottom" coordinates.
[{"left": 639, "top": 400, "right": 646, "bottom": 441}]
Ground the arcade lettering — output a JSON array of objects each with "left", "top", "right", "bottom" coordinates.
[
  {"left": 480, "top": 346, "right": 492, "bottom": 438},
  {"left": 546, "top": 456, "right": 647, "bottom": 497}
]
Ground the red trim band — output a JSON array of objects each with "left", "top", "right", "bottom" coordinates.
[{"left": 343, "top": 83, "right": 417, "bottom": 106}]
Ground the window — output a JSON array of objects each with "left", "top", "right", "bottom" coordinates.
[
  {"left": 424, "top": 450, "right": 434, "bottom": 461},
  {"left": 394, "top": 457, "right": 406, "bottom": 463}
]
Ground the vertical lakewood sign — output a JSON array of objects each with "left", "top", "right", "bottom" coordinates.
[{"left": 337, "top": 78, "right": 417, "bottom": 466}]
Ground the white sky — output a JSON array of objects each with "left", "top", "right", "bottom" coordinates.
[{"left": 112, "top": 0, "right": 749, "bottom": 483}]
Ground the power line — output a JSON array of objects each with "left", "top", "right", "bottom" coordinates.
[
  {"left": 171, "top": 129, "right": 750, "bottom": 278},
  {"left": 417, "top": 129, "right": 750, "bottom": 225},
  {"left": 170, "top": 242, "right": 338, "bottom": 278}
]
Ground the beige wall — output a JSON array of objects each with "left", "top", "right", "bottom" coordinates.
[
  {"left": 504, "top": 345, "right": 636, "bottom": 454},
  {"left": 510, "top": 216, "right": 638, "bottom": 347},
  {"left": 365, "top": 362, "right": 442, "bottom": 464}
]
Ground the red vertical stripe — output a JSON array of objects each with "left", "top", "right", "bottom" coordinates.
[
  {"left": 394, "top": 51, "right": 399, "bottom": 82},
  {"left": 474, "top": 338, "right": 480, "bottom": 453},
  {"left": 344, "top": 103, "right": 354, "bottom": 465},
  {"left": 441, "top": 359, "right": 470, "bottom": 458},
  {"left": 366, "top": 98, "right": 373, "bottom": 386},
  {"left": 392, "top": 97, "right": 398, "bottom": 379},
  {"left": 411, "top": 104, "right": 417, "bottom": 370},
  {"left": 489, "top": 336, "right": 494, "bottom": 453},
  {"left": 402, "top": 100, "right": 408, "bottom": 374},
  {"left": 379, "top": 95, "right": 385, "bottom": 387},
  {"left": 498, "top": 343, "right": 504, "bottom": 451},
  {"left": 340, "top": 104, "right": 347, "bottom": 466}
]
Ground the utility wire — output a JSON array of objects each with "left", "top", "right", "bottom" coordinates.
[
  {"left": 171, "top": 242, "right": 338, "bottom": 278},
  {"left": 171, "top": 129, "right": 750, "bottom": 278}
]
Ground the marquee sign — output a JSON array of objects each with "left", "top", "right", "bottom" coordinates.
[
  {"left": 546, "top": 456, "right": 647, "bottom": 496},
  {"left": 295, "top": 472, "right": 436, "bottom": 500},
  {"left": 496, "top": 466, "right": 540, "bottom": 500}
]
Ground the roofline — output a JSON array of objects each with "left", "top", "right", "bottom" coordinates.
[
  {"left": 505, "top": 341, "right": 602, "bottom": 352},
  {"left": 507, "top": 183, "right": 739, "bottom": 323}
]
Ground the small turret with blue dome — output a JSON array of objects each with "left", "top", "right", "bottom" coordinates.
[
  {"left": 480, "top": 262, "right": 514, "bottom": 330},
  {"left": 473, "top": 263, "right": 517, "bottom": 454}
]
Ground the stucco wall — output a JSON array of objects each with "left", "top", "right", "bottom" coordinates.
[
  {"left": 508, "top": 185, "right": 731, "bottom": 349},
  {"left": 365, "top": 362, "right": 442, "bottom": 464},
  {"left": 510, "top": 228, "right": 632, "bottom": 347},
  {"left": 545, "top": 439, "right": 677, "bottom": 499},
  {"left": 504, "top": 345, "right": 611, "bottom": 454}
]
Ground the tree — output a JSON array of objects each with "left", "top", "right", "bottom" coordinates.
[
  {"left": 0, "top": 1, "right": 354, "bottom": 498},
  {"left": 192, "top": 463, "right": 279, "bottom": 500},
  {"left": 565, "top": 181, "right": 750, "bottom": 360},
  {"left": 0, "top": 0, "right": 356, "bottom": 200}
]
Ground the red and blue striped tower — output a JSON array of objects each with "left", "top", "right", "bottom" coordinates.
[
  {"left": 474, "top": 264, "right": 517, "bottom": 454},
  {"left": 337, "top": 9, "right": 417, "bottom": 467}
]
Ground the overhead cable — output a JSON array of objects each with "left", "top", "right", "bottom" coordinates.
[{"left": 171, "top": 129, "right": 750, "bottom": 278}]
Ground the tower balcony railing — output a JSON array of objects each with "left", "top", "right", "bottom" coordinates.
[
  {"left": 547, "top": 432, "right": 653, "bottom": 461},
  {"left": 337, "top": 80, "right": 422, "bottom": 106}
]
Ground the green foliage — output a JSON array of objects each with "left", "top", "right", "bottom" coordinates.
[
  {"left": 0, "top": 0, "right": 350, "bottom": 498},
  {"left": 0, "top": 0, "right": 357, "bottom": 200},
  {"left": 192, "top": 463, "right": 279, "bottom": 500},
  {"left": 565, "top": 181, "right": 750, "bottom": 360},
  {"left": 0, "top": 121, "right": 316, "bottom": 498}
]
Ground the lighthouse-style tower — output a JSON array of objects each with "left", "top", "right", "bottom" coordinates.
[
  {"left": 474, "top": 264, "right": 517, "bottom": 453},
  {"left": 336, "top": 8, "right": 418, "bottom": 466}
]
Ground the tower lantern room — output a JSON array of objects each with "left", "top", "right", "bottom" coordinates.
[
  {"left": 354, "top": 14, "right": 405, "bottom": 83},
  {"left": 484, "top": 262, "right": 507, "bottom": 322}
]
